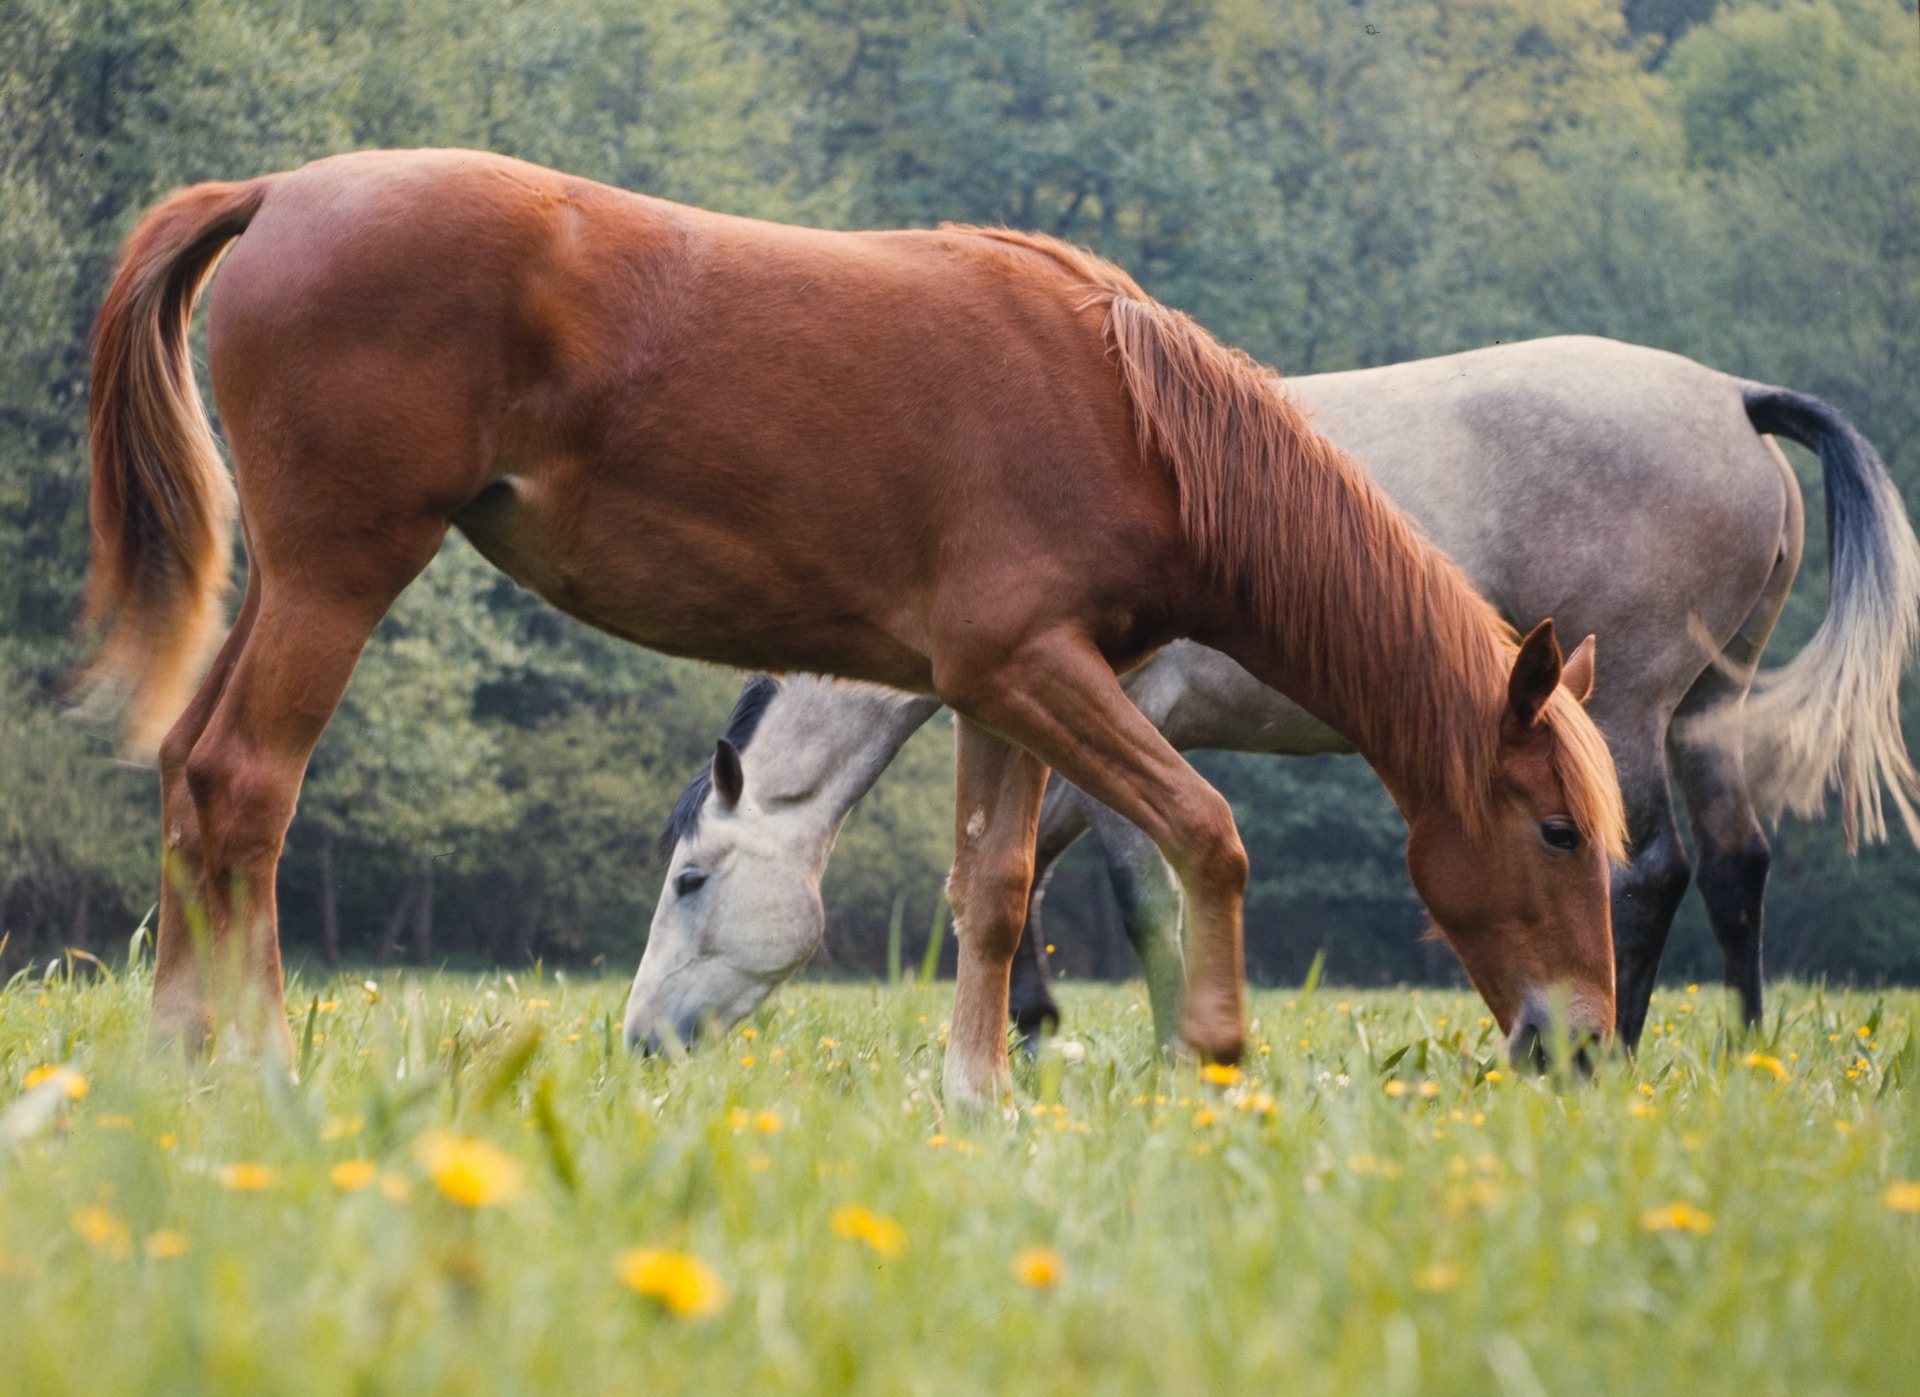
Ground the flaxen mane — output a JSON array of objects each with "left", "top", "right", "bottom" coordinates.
[{"left": 954, "top": 225, "right": 1627, "bottom": 861}]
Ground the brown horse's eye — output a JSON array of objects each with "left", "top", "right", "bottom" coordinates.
[{"left": 1539, "top": 820, "right": 1583, "bottom": 852}]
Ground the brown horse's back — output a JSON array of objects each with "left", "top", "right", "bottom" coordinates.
[{"left": 206, "top": 150, "right": 1190, "bottom": 690}]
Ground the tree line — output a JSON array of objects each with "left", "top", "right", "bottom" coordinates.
[{"left": 2, "top": 0, "right": 1916, "bottom": 986}]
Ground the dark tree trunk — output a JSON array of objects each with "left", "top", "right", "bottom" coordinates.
[
  {"left": 68, "top": 886, "right": 90, "bottom": 954},
  {"left": 318, "top": 829, "right": 341, "bottom": 967},
  {"left": 510, "top": 905, "right": 539, "bottom": 966},
  {"left": 411, "top": 862, "right": 434, "bottom": 967},
  {"left": 375, "top": 872, "right": 420, "bottom": 966}
]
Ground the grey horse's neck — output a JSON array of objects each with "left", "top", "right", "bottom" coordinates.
[{"left": 740, "top": 676, "right": 943, "bottom": 862}]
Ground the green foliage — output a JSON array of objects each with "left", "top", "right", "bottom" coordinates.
[
  {"left": 1, "top": 975, "right": 1918, "bottom": 1391},
  {"left": 1, "top": 0, "right": 1917, "bottom": 984}
]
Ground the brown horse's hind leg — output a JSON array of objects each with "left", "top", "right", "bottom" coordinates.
[
  {"left": 171, "top": 525, "right": 447, "bottom": 1058},
  {"left": 150, "top": 564, "right": 262, "bottom": 1054},
  {"left": 945, "top": 717, "right": 1051, "bottom": 1111},
  {"left": 938, "top": 633, "right": 1247, "bottom": 1067}
]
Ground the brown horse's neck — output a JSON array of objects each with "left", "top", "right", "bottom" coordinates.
[{"left": 1229, "top": 457, "right": 1516, "bottom": 827}]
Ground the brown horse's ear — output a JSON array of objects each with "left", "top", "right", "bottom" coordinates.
[
  {"left": 1561, "top": 634, "right": 1596, "bottom": 705},
  {"left": 1508, "top": 619, "right": 1564, "bottom": 728},
  {"left": 713, "top": 738, "right": 745, "bottom": 810}
]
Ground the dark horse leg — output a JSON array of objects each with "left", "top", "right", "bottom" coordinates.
[
  {"left": 1668, "top": 481, "right": 1799, "bottom": 1033},
  {"left": 1670, "top": 726, "right": 1771, "bottom": 1030},
  {"left": 1084, "top": 801, "right": 1187, "bottom": 1050},
  {"left": 1666, "top": 540, "right": 1798, "bottom": 1032},
  {"left": 1608, "top": 730, "right": 1693, "bottom": 1050},
  {"left": 1009, "top": 783, "right": 1089, "bottom": 1054}
]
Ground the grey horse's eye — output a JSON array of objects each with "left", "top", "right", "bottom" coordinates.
[
  {"left": 674, "top": 868, "right": 710, "bottom": 898},
  {"left": 1539, "top": 820, "right": 1582, "bottom": 853}
]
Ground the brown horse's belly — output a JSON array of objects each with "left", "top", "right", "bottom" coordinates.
[{"left": 452, "top": 471, "right": 938, "bottom": 689}]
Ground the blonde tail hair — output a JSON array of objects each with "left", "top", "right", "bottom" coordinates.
[{"left": 79, "top": 179, "right": 266, "bottom": 759}]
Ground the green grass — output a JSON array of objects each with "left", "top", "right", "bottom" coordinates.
[{"left": 1, "top": 963, "right": 1917, "bottom": 1396}]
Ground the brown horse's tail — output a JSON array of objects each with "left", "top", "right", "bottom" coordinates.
[
  {"left": 80, "top": 179, "right": 268, "bottom": 761},
  {"left": 1726, "top": 387, "right": 1920, "bottom": 850}
]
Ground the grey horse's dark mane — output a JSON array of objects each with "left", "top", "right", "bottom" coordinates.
[{"left": 657, "top": 674, "right": 783, "bottom": 858}]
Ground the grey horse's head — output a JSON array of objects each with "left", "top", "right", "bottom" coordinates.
[
  {"left": 624, "top": 674, "right": 942, "bottom": 1052},
  {"left": 623, "top": 676, "right": 832, "bottom": 1052},
  {"left": 622, "top": 743, "right": 830, "bottom": 1051}
]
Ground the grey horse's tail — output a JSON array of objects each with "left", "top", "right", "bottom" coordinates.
[{"left": 1735, "top": 386, "right": 1920, "bottom": 849}]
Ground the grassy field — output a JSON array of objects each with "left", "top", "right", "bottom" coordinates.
[{"left": 1, "top": 960, "right": 1916, "bottom": 1396}]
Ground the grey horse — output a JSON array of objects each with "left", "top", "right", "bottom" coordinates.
[{"left": 625, "top": 336, "right": 1920, "bottom": 1053}]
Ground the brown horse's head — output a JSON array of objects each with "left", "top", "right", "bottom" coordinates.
[{"left": 1405, "top": 621, "right": 1623, "bottom": 1070}]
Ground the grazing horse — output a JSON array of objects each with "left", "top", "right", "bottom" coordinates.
[
  {"left": 84, "top": 149, "right": 1622, "bottom": 1106},
  {"left": 627, "top": 338, "right": 1920, "bottom": 1052}
]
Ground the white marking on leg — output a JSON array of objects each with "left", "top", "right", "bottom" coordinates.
[{"left": 965, "top": 807, "right": 986, "bottom": 840}]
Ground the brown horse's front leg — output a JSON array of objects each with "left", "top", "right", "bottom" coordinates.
[
  {"left": 940, "top": 631, "right": 1248, "bottom": 1066},
  {"left": 943, "top": 716, "right": 1051, "bottom": 1114}
]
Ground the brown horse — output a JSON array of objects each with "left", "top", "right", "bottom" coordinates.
[{"left": 83, "top": 149, "right": 1623, "bottom": 1105}]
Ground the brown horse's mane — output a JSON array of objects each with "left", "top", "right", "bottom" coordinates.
[{"left": 950, "top": 225, "right": 1627, "bottom": 861}]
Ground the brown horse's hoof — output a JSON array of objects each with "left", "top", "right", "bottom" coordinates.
[{"left": 1177, "top": 1014, "right": 1245, "bottom": 1066}]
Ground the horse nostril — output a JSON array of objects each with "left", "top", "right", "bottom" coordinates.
[
  {"left": 1572, "top": 1041, "right": 1596, "bottom": 1079},
  {"left": 1509, "top": 1012, "right": 1551, "bottom": 1074}
]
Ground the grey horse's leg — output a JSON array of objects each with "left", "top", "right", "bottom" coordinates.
[
  {"left": 1610, "top": 735, "right": 1694, "bottom": 1049},
  {"left": 1668, "top": 527, "right": 1799, "bottom": 1031},
  {"left": 1083, "top": 801, "right": 1187, "bottom": 1051},
  {"left": 1670, "top": 727, "right": 1770, "bottom": 1028},
  {"left": 1010, "top": 781, "right": 1090, "bottom": 1055}
]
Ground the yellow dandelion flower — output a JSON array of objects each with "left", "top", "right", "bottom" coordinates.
[
  {"left": 754, "top": 1111, "right": 781, "bottom": 1135},
  {"left": 1200, "top": 1064, "right": 1242, "bottom": 1087},
  {"left": 330, "top": 1159, "right": 379, "bottom": 1192},
  {"left": 1191, "top": 1108, "right": 1217, "bottom": 1128},
  {"left": 23, "top": 1065, "right": 88, "bottom": 1100},
  {"left": 157, "top": 1133, "right": 177, "bottom": 1151},
  {"left": 615, "top": 1248, "right": 727, "bottom": 1317},
  {"left": 1412, "top": 1262, "right": 1460, "bottom": 1293},
  {"left": 144, "top": 1229, "right": 190, "bottom": 1260},
  {"left": 217, "top": 1163, "right": 278, "bottom": 1192},
  {"left": 728, "top": 1108, "right": 751, "bottom": 1132},
  {"left": 740, "top": 1028, "right": 757, "bottom": 1040},
  {"left": 1012, "top": 1247, "right": 1065, "bottom": 1288},
  {"left": 831, "top": 1204, "right": 907, "bottom": 1257},
  {"left": 1629, "top": 1101, "right": 1656, "bottom": 1119},
  {"left": 71, "top": 1206, "right": 130, "bottom": 1260},
  {"left": 927, "top": 1134, "right": 948, "bottom": 1149},
  {"left": 1884, "top": 1181, "right": 1920, "bottom": 1214},
  {"left": 1418, "top": 1081, "right": 1441, "bottom": 1098},
  {"left": 1742, "top": 1052, "right": 1788, "bottom": 1080},
  {"left": 413, "top": 1131, "right": 524, "bottom": 1208},
  {"left": 740, "top": 1056, "right": 755, "bottom": 1068},
  {"left": 1384, "top": 1080, "right": 1410, "bottom": 1098},
  {"left": 1641, "top": 1203, "right": 1713, "bottom": 1235},
  {"left": 1238, "top": 1092, "right": 1277, "bottom": 1115}
]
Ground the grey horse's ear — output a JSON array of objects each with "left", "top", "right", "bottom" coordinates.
[
  {"left": 1507, "top": 619, "right": 1563, "bottom": 728},
  {"left": 713, "top": 739, "right": 745, "bottom": 810},
  {"left": 1561, "top": 634, "right": 1596, "bottom": 705}
]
